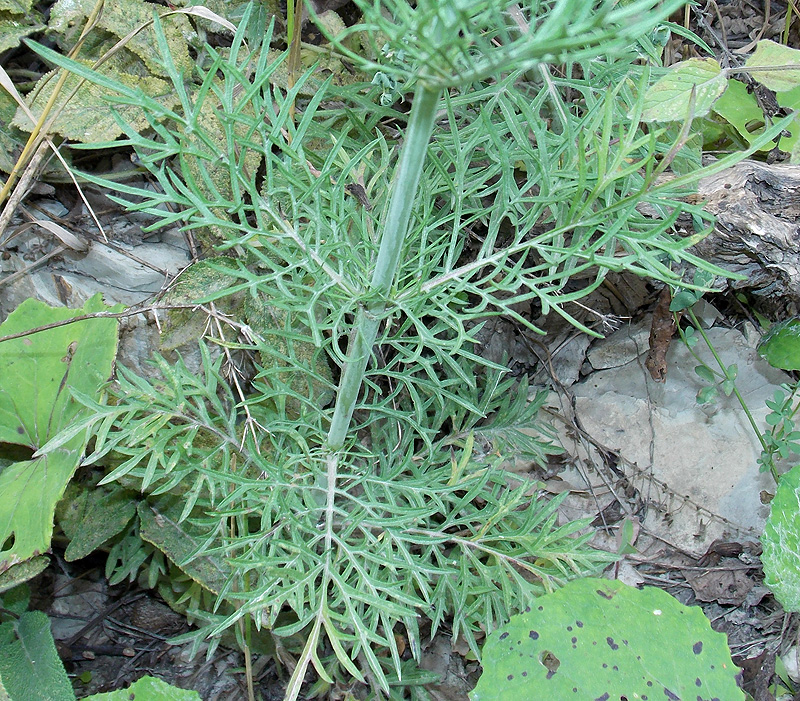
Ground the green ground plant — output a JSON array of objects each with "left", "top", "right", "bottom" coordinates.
[
  {"left": 472, "top": 577, "right": 744, "bottom": 700},
  {"left": 669, "top": 289, "right": 800, "bottom": 693},
  {"left": 15, "top": 0, "right": 795, "bottom": 698},
  {"left": 0, "top": 584, "right": 199, "bottom": 700}
]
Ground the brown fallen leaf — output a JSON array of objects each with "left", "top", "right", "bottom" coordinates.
[
  {"left": 682, "top": 563, "right": 754, "bottom": 606},
  {"left": 645, "top": 286, "right": 678, "bottom": 382}
]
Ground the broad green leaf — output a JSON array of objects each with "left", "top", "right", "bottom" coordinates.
[
  {"left": 0, "top": 296, "right": 120, "bottom": 575},
  {"left": 694, "top": 365, "right": 716, "bottom": 383},
  {"left": 641, "top": 58, "right": 727, "bottom": 122},
  {"left": 775, "top": 86, "right": 800, "bottom": 160},
  {"left": 0, "top": 0, "right": 32, "bottom": 12},
  {"left": 696, "top": 385, "right": 718, "bottom": 404},
  {"left": 758, "top": 317, "right": 800, "bottom": 370},
  {"left": 244, "top": 292, "right": 336, "bottom": 411},
  {"left": 0, "top": 583, "right": 30, "bottom": 615},
  {"left": 48, "top": 0, "right": 192, "bottom": 76},
  {"left": 0, "top": 611, "right": 74, "bottom": 701},
  {"left": 0, "top": 89, "right": 27, "bottom": 175},
  {"left": 0, "top": 557, "right": 48, "bottom": 595},
  {"left": 55, "top": 482, "right": 136, "bottom": 562},
  {"left": 746, "top": 39, "right": 800, "bottom": 94},
  {"left": 669, "top": 288, "right": 701, "bottom": 311},
  {"left": 138, "top": 498, "right": 231, "bottom": 595},
  {"left": 159, "top": 258, "right": 241, "bottom": 351},
  {"left": 11, "top": 58, "right": 178, "bottom": 143},
  {"left": 85, "top": 675, "right": 201, "bottom": 700},
  {"left": 762, "top": 464, "right": 800, "bottom": 611},
  {"left": 712, "top": 79, "right": 774, "bottom": 150},
  {"left": 471, "top": 578, "right": 744, "bottom": 700},
  {"left": 0, "top": 12, "right": 43, "bottom": 54}
]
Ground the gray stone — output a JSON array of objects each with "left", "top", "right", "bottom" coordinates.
[{"left": 566, "top": 319, "right": 788, "bottom": 555}]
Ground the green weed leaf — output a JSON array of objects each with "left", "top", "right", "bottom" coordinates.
[
  {"left": 55, "top": 482, "right": 136, "bottom": 562},
  {"left": 696, "top": 385, "right": 718, "bottom": 404},
  {"left": 84, "top": 675, "right": 201, "bottom": 700},
  {"left": 694, "top": 365, "right": 717, "bottom": 383},
  {"left": 0, "top": 0, "right": 35, "bottom": 11},
  {"left": 762, "top": 464, "right": 800, "bottom": 612},
  {"left": 137, "top": 497, "right": 231, "bottom": 596},
  {"left": 48, "top": 0, "right": 192, "bottom": 76},
  {"left": 471, "top": 578, "right": 744, "bottom": 700},
  {"left": 0, "top": 611, "right": 74, "bottom": 701},
  {"left": 670, "top": 289, "right": 702, "bottom": 311},
  {"left": 0, "top": 296, "right": 120, "bottom": 576},
  {"left": 0, "top": 13, "right": 43, "bottom": 54},
  {"left": 12, "top": 58, "right": 179, "bottom": 143},
  {"left": 641, "top": 58, "right": 727, "bottom": 122},
  {"left": 758, "top": 318, "right": 800, "bottom": 370},
  {"left": 0, "top": 557, "right": 49, "bottom": 595},
  {"left": 746, "top": 40, "right": 800, "bottom": 94},
  {"left": 711, "top": 79, "right": 772, "bottom": 150}
]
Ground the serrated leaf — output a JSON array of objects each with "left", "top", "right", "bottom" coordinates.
[
  {"left": 0, "top": 0, "right": 32, "bottom": 12},
  {"left": 758, "top": 317, "right": 800, "bottom": 370},
  {"left": 11, "top": 57, "right": 179, "bottom": 143},
  {"left": 746, "top": 39, "right": 800, "bottom": 94},
  {"left": 138, "top": 497, "right": 231, "bottom": 595},
  {"left": 641, "top": 58, "right": 727, "bottom": 122},
  {"left": 84, "top": 675, "right": 202, "bottom": 700},
  {"left": 48, "top": 0, "right": 192, "bottom": 76},
  {"left": 0, "top": 12, "right": 44, "bottom": 54},
  {"left": 0, "top": 296, "right": 120, "bottom": 575},
  {"left": 471, "top": 578, "right": 744, "bottom": 700},
  {"left": 0, "top": 611, "right": 74, "bottom": 701}
]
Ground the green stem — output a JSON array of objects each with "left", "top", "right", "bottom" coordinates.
[
  {"left": 325, "top": 83, "right": 441, "bottom": 452},
  {"left": 687, "top": 309, "right": 778, "bottom": 483}
]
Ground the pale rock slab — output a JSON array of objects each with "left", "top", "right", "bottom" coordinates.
[{"left": 566, "top": 318, "right": 788, "bottom": 555}]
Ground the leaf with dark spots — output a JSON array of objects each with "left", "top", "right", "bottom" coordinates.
[{"left": 471, "top": 578, "right": 744, "bottom": 700}]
